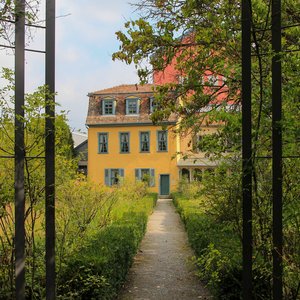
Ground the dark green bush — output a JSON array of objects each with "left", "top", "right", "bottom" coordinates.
[
  {"left": 173, "top": 193, "right": 272, "bottom": 299},
  {"left": 57, "top": 194, "right": 156, "bottom": 299}
]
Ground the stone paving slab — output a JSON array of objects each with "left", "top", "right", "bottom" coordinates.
[{"left": 118, "top": 198, "right": 212, "bottom": 300}]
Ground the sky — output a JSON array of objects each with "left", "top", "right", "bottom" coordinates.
[{"left": 0, "top": 0, "right": 140, "bottom": 132}]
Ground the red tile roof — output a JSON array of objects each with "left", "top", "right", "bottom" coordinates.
[{"left": 92, "top": 84, "right": 155, "bottom": 95}]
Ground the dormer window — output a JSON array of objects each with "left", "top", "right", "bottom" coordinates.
[
  {"left": 150, "top": 97, "right": 157, "bottom": 113},
  {"left": 206, "top": 74, "right": 219, "bottom": 87},
  {"left": 126, "top": 97, "right": 139, "bottom": 115},
  {"left": 102, "top": 98, "right": 116, "bottom": 115}
]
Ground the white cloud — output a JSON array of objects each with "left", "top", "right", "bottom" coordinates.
[{"left": 0, "top": 0, "right": 140, "bottom": 131}]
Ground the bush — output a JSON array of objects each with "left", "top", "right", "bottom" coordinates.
[
  {"left": 57, "top": 193, "right": 157, "bottom": 299},
  {"left": 173, "top": 192, "right": 272, "bottom": 299}
]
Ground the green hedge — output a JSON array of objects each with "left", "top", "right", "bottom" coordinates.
[
  {"left": 172, "top": 193, "right": 271, "bottom": 299},
  {"left": 57, "top": 193, "right": 157, "bottom": 299}
]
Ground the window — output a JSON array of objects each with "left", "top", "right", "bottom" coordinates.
[
  {"left": 177, "top": 75, "right": 186, "bottom": 84},
  {"left": 102, "top": 98, "right": 115, "bottom": 115},
  {"left": 193, "top": 169, "right": 203, "bottom": 181},
  {"left": 135, "top": 168, "right": 155, "bottom": 186},
  {"left": 98, "top": 133, "right": 108, "bottom": 153},
  {"left": 157, "top": 130, "right": 168, "bottom": 152},
  {"left": 120, "top": 132, "right": 130, "bottom": 153},
  {"left": 105, "top": 169, "right": 124, "bottom": 186},
  {"left": 192, "top": 135, "right": 203, "bottom": 152},
  {"left": 150, "top": 97, "right": 157, "bottom": 113},
  {"left": 140, "top": 131, "right": 150, "bottom": 152},
  {"left": 181, "top": 168, "right": 190, "bottom": 182},
  {"left": 126, "top": 98, "right": 139, "bottom": 115},
  {"left": 206, "top": 74, "right": 218, "bottom": 87}
]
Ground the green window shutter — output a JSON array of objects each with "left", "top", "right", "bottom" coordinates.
[
  {"left": 125, "top": 99, "right": 129, "bottom": 114},
  {"left": 101, "top": 100, "right": 104, "bottom": 115},
  {"left": 150, "top": 169, "right": 155, "bottom": 187},
  {"left": 105, "top": 169, "right": 110, "bottom": 186},
  {"left": 127, "top": 133, "right": 130, "bottom": 153},
  {"left": 165, "top": 131, "right": 168, "bottom": 151},
  {"left": 119, "top": 133, "right": 122, "bottom": 153},
  {"left": 98, "top": 133, "right": 100, "bottom": 153},
  {"left": 150, "top": 97, "right": 153, "bottom": 113},
  {"left": 139, "top": 132, "right": 142, "bottom": 152},
  {"left": 119, "top": 169, "right": 124, "bottom": 178},
  {"left": 113, "top": 100, "right": 116, "bottom": 114},
  {"left": 135, "top": 169, "right": 140, "bottom": 181},
  {"left": 137, "top": 99, "right": 140, "bottom": 114}
]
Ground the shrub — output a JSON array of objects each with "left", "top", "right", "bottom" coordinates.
[
  {"left": 173, "top": 192, "right": 272, "bottom": 299},
  {"left": 57, "top": 193, "right": 156, "bottom": 299}
]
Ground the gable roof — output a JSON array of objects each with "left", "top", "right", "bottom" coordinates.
[
  {"left": 72, "top": 132, "right": 88, "bottom": 148},
  {"left": 91, "top": 84, "right": 155, "bottom": 95}
]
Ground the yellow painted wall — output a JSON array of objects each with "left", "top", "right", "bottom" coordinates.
[
  {"left": 88, "top": 125, "right": 178, "bottom": 193},
  {"left": 179, "top": 126, "right": 219, "bottom": 158}
]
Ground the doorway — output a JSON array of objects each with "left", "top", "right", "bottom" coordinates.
[{"left": 160, "top": 174, "right": 170, "bottom": 196}]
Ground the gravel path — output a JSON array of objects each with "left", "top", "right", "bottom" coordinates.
[{"left": 118, "top": 198, "right": 212, "bottom": 300}]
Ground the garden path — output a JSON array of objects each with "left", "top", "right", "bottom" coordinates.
[{"left": 118, "top": 198, "right": 212, "bottom": 300}]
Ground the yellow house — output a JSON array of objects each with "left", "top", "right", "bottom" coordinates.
[{"left": 86, "top": 84, "right": 218, "bottom": 195}]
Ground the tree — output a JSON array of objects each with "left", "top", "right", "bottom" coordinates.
[
  {"left": 0, "top": 68, "right": 76, "bottom": 297},
  {"left": 113, "top": 0, "right": 300, "bottom": 298},
  {"left": 0, "top": 0, "right": 41, "bottom": 47}
]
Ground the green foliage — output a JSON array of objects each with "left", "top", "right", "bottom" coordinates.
[
  {"left": 0, "top": 68, "right": 77, "bottom": 298},
  {"left": 114, "top": 2, "right": 299, "bottom": 294},
  {"left": 173, "top": 192, "right": 274, "bottom": 299},
  {"left": 57, "top": 193, "right": 157, "bottom": 299},
  {"left": 0, "top": 0, "right": 41, "bottom": 46},
  {"left": 178, "top": 177, "right": 201, "bottom": 199},
  {"left": 173, "top": 158, "right": 300, "bottom": 299}
]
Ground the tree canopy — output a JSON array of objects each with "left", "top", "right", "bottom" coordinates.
[
  {"left": 0, "top": 0, "right": 40, "bottom": 47},
  {"left": 113, "top": 1, "right": 300, "bottom": 297},
  {"left": 113, "top": 0, "right": 299, "bottom": 149}
]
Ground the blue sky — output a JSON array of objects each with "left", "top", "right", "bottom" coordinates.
[{"left": 0, "top": 0, "right": 139, "bottom": 131}]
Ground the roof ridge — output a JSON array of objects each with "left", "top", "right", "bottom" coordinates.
[{"left": 91, "top": 83, "right": 155, "bottom": 95}]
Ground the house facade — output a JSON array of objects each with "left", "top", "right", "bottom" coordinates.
[
  {"left": 72, "top": 132, "right": 88, "bottom": 175},
  {"left": 86, "top": 83, "right": 218, "bottom": 195}
]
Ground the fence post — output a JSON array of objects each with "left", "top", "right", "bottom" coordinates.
[
  {"left": 45, "top": 0, "right": 56, "bottom": 299},
  {"left": 14, "top": 0, "right": 26, "bottom": 298},
  {"left": 241, "top": 0, "right": 253, "bottom": 298},
  {"left": 272, "top": 0, "right": 283, "bottom": 298}
]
